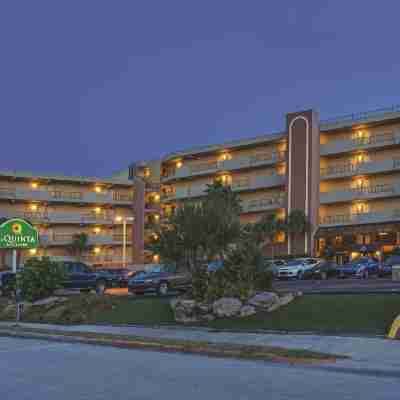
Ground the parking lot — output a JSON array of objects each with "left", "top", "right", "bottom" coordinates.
[{"left": 274, "top": 277, "right": 400, "bottom": 294}]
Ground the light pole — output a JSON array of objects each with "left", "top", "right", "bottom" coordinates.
[{"left": 115, "top": 216, "right": 134, "bottom": 268}]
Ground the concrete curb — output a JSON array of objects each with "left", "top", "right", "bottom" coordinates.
[{"left": 0, "top": 328, "right": 339, "bottom": 365}]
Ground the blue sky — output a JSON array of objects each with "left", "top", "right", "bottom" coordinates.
[{"left": 1, "top": 1, "right": 399, "bottom": 177}]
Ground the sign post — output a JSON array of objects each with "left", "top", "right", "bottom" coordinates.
[{"left": 0, "top": 218, "right": 39, "bottom": 323}]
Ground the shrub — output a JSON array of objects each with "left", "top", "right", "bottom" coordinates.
[{"left": 19, "top": 257, "right": 66, "bottom": 301}]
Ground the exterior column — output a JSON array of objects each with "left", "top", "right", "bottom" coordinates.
[
  {"left": 286, "top": 110, "right": 320, "bottom": 256},
  {"left": 131, "top": 178, "right": 145, "bottom": 264}
]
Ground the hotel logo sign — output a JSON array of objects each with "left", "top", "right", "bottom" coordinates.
[{"left": 0, "top": 218, "right": 39, "bottom": 249}]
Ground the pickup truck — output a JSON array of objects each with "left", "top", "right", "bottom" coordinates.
[{"left": 61, "top": 261, "right": 117, "bottom": 294}]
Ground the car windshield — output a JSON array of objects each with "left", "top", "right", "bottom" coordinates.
[{"left": 287, "top": 260, "right": 302, "bottom": 266}]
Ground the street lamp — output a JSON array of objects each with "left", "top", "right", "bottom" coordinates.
[{"left": 115, "top": 216, "right": 134, "bottom": 268}]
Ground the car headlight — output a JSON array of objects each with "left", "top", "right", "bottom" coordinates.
[{"left": 315, "top": 269, "right": 320, "bottom": 273}]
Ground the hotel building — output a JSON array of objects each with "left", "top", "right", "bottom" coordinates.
[
  {"left": 2, "top": 104, "right": 400, "bottom": 268},
  {"left": 159, "top": 105, "right": 400, "bottom": 264},
  {"left": 0, "top": 171, "right": 141, "bottom": 269}
]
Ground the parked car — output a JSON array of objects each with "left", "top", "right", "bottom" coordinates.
[
  {"left": 61, "top": 262, "right": 118, "bottom": 294},
  {"left": 277, "top": 259, "right": 308, "bottom": 279},
  {"left": 297, "top": 258, "right": 322, "bottom": 269},
  {"left": 97, "top": 268, "right": 141, "bottom": 287},
  {"left": 378, "top": 255, "right": 400, "bottom": 277},
  {"left": 303, "top": 260, "right": 338, "bottom": 280},
  {"left": 0, "top": 270, "right": 16, "bottom": 297},
  {"left": 336, "top": 257, "right": 379, "bottom": 279},
  {"left": 263, "top": 259, "right": 286, "bottom": 277},
  {"left": 128, "top": 264, "right": 191, "bottom": 296}
]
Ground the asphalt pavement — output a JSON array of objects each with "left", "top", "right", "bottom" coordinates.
[
  {"left": 0, "top": 336, "right": 399, "bottom": 400},
  {"left": 274, "top": 277, "right": 400, "bottom": 294}
]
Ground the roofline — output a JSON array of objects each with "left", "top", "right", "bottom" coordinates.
[
  {"left": 0, "top": 170, "right": 133, "bottom": 186},
  {"left": 162, "top": 131, "right": 286, "bottom": 162}
]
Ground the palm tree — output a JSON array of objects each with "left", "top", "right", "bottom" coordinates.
[
  {"left": 256, "top": 213, "right": 285, "bottom": 259},
  {"left": 286, "top": 209, "right": 309, "bottom": 255},
  {"left": 69, "top": 232, "right": 89, "bottom": 261}
]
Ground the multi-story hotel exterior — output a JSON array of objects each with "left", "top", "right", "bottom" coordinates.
[
  {"left": 0, "top": 171, "right": 140, "bottom": 269},
  {"left": 159, "top": 105, "right": 400, "bottom": 264},
  {"left": 2, "top": 104, "right": 400, "bottom": 268}
]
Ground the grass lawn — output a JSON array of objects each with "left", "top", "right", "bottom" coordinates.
[
  {"left": 1, "top": 294, "right": 399, "bottom": 335},
  {"left": 207, "top": 294, "right": 400, "bottom": 335}
]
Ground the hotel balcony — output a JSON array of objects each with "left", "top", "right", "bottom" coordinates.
[
  {"left": 320, "top": 131, "right": 400, "bottom": 156},
  {"left": 40, "top": 233, "right": 130, "bottom": 247},
  {"left": 0, "top": 211, "right": 134, "bottom": 225},
  {"left": 320, "top": 183, "right": 400, "bottom": 204},
  {"left": 0, "top": 187, "right": 133, "bottom": 205},
  {"left": 165, "top": 174, "right": 286, "bottom": 201},
  {"left": 162, "top": 151, "right": 286, "bottom": 181},
  {"left": 241, "top": 196, "right": 286, "bottom": 213},
  {"left": 319, "top": 210, "right": 400, "bottom": 227},
  {"left": 321, "top": 159, "right": 400, "bottom": 180}
]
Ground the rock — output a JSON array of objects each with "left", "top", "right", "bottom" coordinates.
[
  {"left": 32, "top": 296, "right": 67, "bottom": 306},
  {"left": 248, "top": 292, "right": 279, "bottom": 309},
  {"left": 43, "top": 305, "right": 68, "bottom": 320},
  {"left": 173, "top": 299, "right": 199, "bottom": 324},
  {"left": 200, "top": 313, "right": 215, "bottom": 321},
  {"left": 239, "top": 305, "right": 256, "bottom": 318},
  {"left": 267, "top": 302, "right": 281, "bottom": 313},
  {"left": 278, "top": 293, "right": 295, "bottom": 307},
  {"left": 197, "top": 303, "right": 212, "bottom": 314},
  {"left": 169, "top": 298, "right": 179, "bottom": 310},
  {"left": 213, "top": 297, "right": 242, "bottom": 318}
]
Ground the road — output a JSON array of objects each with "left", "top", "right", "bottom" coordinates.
[
  {"left": 0, "top": 337, "right": 398, "bottom": 400},
  {"left": 274, "top": 277, "right": 400, "bottom": 294}
]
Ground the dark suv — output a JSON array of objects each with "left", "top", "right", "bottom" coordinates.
[{"left": 61, "top": 262, "right": 117, "bottom": 294}]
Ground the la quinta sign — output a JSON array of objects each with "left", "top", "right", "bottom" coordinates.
[{"left": 0, "top": 218, "right": 39, "bottom": 249}]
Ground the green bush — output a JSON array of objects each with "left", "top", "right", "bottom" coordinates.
[{"left": 19, "top": 257, "right": 66, "bottom": 301}]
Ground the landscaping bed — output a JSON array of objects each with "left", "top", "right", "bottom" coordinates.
[{"left": 0, "top": 293, "right": 399, "bottom": 335}]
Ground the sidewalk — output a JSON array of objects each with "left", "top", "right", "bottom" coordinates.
[{"left": 0, "top": 321, "right": 399, "bottom": 376}]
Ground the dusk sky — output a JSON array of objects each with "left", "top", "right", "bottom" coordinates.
[{"left": 1, "top": 1, "right": 399, "bottom": 177}]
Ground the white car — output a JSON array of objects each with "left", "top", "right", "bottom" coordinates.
[
  {"left": 277, "top": 260, "right": 308, "bottom": 279},
  {"left": 296, "top": 258, "right": 322, "bottom": 270}
]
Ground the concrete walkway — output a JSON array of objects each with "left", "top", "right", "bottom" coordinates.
[{"left": 1, "top": 321, "right": 399, "bottom": 377}]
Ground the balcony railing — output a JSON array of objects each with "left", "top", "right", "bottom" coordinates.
[
  {"left": 162, "top": 151, "right": 287, "bottom": 180},
  {"left": 320, "top": 132, "right": 400, "bottom": 156},
  {"left": 320, "top": 209, "right": 400, "bottom": 227},
  {"left": 320, "top": 104, "right": 400, "bottom": 128},
  {"left": 242, "top": 196, "right": 285, "bottom": 213},
  {"left": 40, "top": 234, "right": 129, "bottom": 246},
  {"left": 321, "top": 159, "right": 400, "bottom": 179},
  {"left": 165, "top": 174, "right": 286, "bottom": 201},
  {"left": 0, "top": 211, "right": 132, "bottom": 225},
  {"left": 320, "top": 183, "right": 400, "bottom": 204},
  {"left": 0, "top": 187, "right": 133, "bottom": 204}
]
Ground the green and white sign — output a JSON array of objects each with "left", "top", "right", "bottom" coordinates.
[{"left": 0, "top": 218, "right": 39, "bottom": 249}]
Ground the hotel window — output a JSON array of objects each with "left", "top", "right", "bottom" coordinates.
[
  {"left": 352, "top": 202, "right": 369, "bottom": 215},
  {"left": 318, "top": 238, "right": 326, "bottom": 251},
  {"left": 335, "top": 235, "right": 343, "bottom": 246},
  {"left": 275, "top": 232, "right": 285, "bottom": 243}
]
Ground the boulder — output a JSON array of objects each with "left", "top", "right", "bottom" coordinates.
[
  {"left": 43, "top": 305, "right": 68, "bottom": 321},
  {"left": 32, "top": 296, "right": 68, "bottom": 307},
  {"left": 248, "top": 292, "right": 279, "bottom": 309},
  {"left": 239, "top": 305, "right": 256, "bottom": 318},
  {"left": 172, "top": 299, "right": 199, "bottom": 324},
  {"left": 200, "top": 314, "right": 215, "bottom": 322},
  {"left": 278, "top": 293, "right": 295, "bottom": 307},
  {"left": 213, "top": 297, "right": 242, "bottom": 318},
  {"left": 197, "top": 303, "right": 212, "bottom": 315},
  {"left": 267, "top": 302, "right": 281, "bottom": 313}
]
